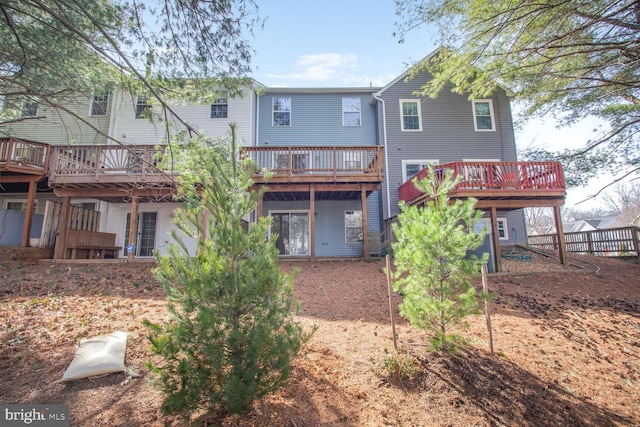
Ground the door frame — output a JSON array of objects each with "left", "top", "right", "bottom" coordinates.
[
  {"left": 267, "top": 209, "right": 310, "bottom": 256},
  {"left": 123, "top": 211, "right": 158, "bottom": 257}
]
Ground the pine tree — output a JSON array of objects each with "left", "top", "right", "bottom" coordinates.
[
  {"left": 391, "top": 166, "right": 488, "bottom": 351},
  {"left": 144, "top": 124, "right": 310, "bottom": 420}
]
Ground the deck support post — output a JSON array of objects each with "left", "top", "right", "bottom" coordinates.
[
  {"left": 310, "top": 184, "right": 315, "bottom": 262},
  {"left": 361, "top": 184, "right": 369, "bottom": 260},
  {"left": 20, "top": 179, "right": 38, "bottom": 247},
  {"left": 53, "top": 196, "right": 71, "bottom": 259},
  {"left": 127, "top": 196, "right": 139, "bottom": 261},
  {"left": 489, "top": 207, "right": 502, "bottom": 273},
  {"left": 553, "top": 205, "right": 568, "bottom": 265}
]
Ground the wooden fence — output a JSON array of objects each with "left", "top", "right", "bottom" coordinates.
[
  {"left": 40, "top": 201, "right": 101, "bottom": 247},
  {"left": 528, "top": 226, "right": 640, "bottom": 257}
]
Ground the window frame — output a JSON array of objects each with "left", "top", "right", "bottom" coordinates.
[
  {"left": 135, "top": 95, "right": 151, "bottom": 119},
  {"left": 472, "top": 99, "right": 496, "bottom": 132},
  {"left": 89, "top": 92, "right": 109, "bottom": 116},
  {"left": 4, "top": 200, "right": 38, "bottom": 214},
  {"left": 272, "top": 97, "right": 291, "bottom": 126},
  {"left": 342, "top": 97, "right": 361, "bottom": 126},
  {"left": 210, "top": 91, "right": 229, "bottom": 119},
  {"left": 22, "top": 99, "right": 39, "bottom": 117},
  {"left": 399, "top": 99, "right": 422, "bottom": 132},
  {"left": 401, "top": 159, "right": 439, "bottom": 183},
  {"left": 345, "top": 210, "right": 364, "bottom": 244},
  {"left": 480, "top": 217, "right": 509, "bottom": 240}
]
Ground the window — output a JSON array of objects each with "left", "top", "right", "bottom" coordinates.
[
  {"left": 400, "top": 99, "right": 422, "bottom": 131},
  {"left": 497, "top": 218, "right": 509, "bottom": 240},
  {"left": 5, "top": 201, "right": 38, "bottom": 214},
  {"left": 210, "top": 92, "right": 228, "bottom": 118},
  {"left": 342, "top": 97, "right": 361, "bottom": 126},
  {"left": 90, "top": 92, "right": 109, "bottom": 116},
  {"left": 345, "top": 210, "right": 363, "bottom": 243},
  {"left": 472, "top": 100, "right": 495, "bottom": 131},
  {"left": 343, "top": 152, "right": 362, "bottom": 170},
  {"left": 401, "top": 160, "right": 439, "bottom": 182},
  {"left": 135, "top": 95, "right": 151, "bottom": 119},
  {"left": 272, "top": 97, "right": 291, "bottom": 126},
  {"left": 22, "top": 100, "right": 39, "bottom": 117}
]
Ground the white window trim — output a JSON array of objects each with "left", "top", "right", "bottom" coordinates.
[
  {"left": 210, "top": 91, "right": 229, "bottom": 119},
  {"left": 342, "top": 97, "right": 361, "bottom": 127},
  {"left": 89, "top": 92, "right": 109, "bottom": 116},
  {"left": 343, "top": 151, "right": 362, "bottom": 170},
  {"left": 472, "top": 99, "right": 496, "bottom": 132},
  {"left": 480, "top": 217, "right": 509, "bottom": 240},
  {"left": 401, "top": 159, "right": 439, "bottom": 183},
  {"left": 272, "top": 97, "right": 291, "bottom": 127},
  {"left": 344, "top": 210, "right": 363, "bottom": 244},
  {"left": 399, "top": 99, "right": 423, "bottom": 132},
  {"left": 135, "top": 95, "right": 150, "bottom": 119}
]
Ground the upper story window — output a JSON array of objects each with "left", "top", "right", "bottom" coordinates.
[
  {"left": 472, "top": 99, "right": 495, "bottom": 131},
  {"left": 90, "top": 91, "right": 109, "bottom": 116},
  {"left": 210, "top": 92, "right": 228, "bottom": 118},
  {"left": 342, "top": 97, "right": 361, "bottom": 126},
  {"left": 400, "top": 99, "right": 422, "bottom": 131},
  {"left": 22, "top": 100, "right": 39, "bottom": 117},
  {"left": 272, "top": 97, "right": 291, "bottom": 126},
  {"left": 135, "top": 95, "right": 151, "bottom": 119},
  {"left": 401, "top": 160, "right": 439, "bottom": 182}
]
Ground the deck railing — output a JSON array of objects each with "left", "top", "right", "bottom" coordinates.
[
  {"left": 242, "top": 146, "right": 384, "bottom": 182},
  {"left": 0, "top": 137, "right": 50, "bottom": 173},
  {"left": 49, "top": 144, "right": 174, "bottom": 184},
  {"left": 398, "top": 161, "right": 565, "bottom": 203},
  {"left": 528, "top": 226, "right": 640, "bottom": 257}
]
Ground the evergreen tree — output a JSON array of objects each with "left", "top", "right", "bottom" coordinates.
[
  {"left": 144, "top": 124, "right": 310, "bottom": 420},
  {"left": 391, "top": 166, "right": 488, "bottom": 351}
]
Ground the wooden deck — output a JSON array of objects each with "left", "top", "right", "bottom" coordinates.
[
  {"left": 0, "top": 137, "right": 50, "bottom": 176},
  {"left": 398, "top": 161, "right": 566, "bottom": 209},
  {"left": 48, "top": 144, "right": 176, "bottom": 189}
]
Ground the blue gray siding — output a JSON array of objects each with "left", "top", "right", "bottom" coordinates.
[
  {"left": 257, "top": 90, "right": 378, "bottom": 147},
  {"left": 375, "top": 71, "right": 517, "bottom": 219},
  {"left": 262, "top": 192, "right": 381, "bottom": 257}
]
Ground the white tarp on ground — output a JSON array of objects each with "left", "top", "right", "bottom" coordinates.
[{"left": 60, "top": 331, "right": 127, "bottom": 382}]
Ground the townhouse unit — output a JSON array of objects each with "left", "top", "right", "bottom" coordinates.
[{"left": 0, "top": 50, "right": 568, "bottom": 270}]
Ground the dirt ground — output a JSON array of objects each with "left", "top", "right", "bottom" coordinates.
[{"left": 0, "top": 249, "right": 639, "bottom": 426}]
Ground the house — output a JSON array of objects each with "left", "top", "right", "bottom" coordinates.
[
  {"left": 1, "top": 84, "right": 260, "bottom": 258},
  {"left": 377, "top": 55, "right": 567, "bottom": 270},
  {"left": 245, "top": 87, "right": 385, "bottom": 260},
  {"left": 1, "top": 50, "right": 567, "bottom": 270}
]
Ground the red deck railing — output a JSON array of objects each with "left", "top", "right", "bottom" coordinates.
[{"left": 398, "top": 161, "right": 565, "bottom": 203}]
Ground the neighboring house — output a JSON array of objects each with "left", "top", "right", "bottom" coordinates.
[
  {"left": 1, "top": 84, "right": 260, "bottom": 257},
  {"left": 1, "top": 49, "right": 567, "bottom": 271},
  {"left": 537, "top": 220, "right": 597, "bottom": 235},
  {"left": 247, "top": 87, "right": 384, "bottom": 259},
  {"left": 372, "top": 57, "right": 528, "bottom": 248}
]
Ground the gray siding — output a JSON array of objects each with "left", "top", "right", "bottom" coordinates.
[
  {"left": 376, "top": 70, "right": 517, "bottom": 219},
  {"left": 257, "top": 91, "right": 378, "bottom": 147},
  {"left": 262, "top": 192, "right": 381, "bottom": 257}
]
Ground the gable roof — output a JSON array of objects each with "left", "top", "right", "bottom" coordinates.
[{"left": 372, "top": 48, "right": 515, "bottom": 100}]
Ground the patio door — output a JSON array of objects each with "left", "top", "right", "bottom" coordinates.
[
  {"left": 124, "top": 212, "right": 157, "bottom": 256},
  {"left": 270, "top": 211, "right": 309, "bottom": 256}
]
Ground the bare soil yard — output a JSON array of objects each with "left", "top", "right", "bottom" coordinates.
[{"left": 0, "top": 249, "right": 639, "bottom": 426}]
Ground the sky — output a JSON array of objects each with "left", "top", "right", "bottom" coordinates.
[{"left": 247, "top": 0, "right": 615, "bottom": 211}]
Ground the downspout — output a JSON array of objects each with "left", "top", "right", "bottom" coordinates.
[
  {"left": 373, "top": 93, "right": 392, "bottom": 219},
  {"left": 254, "top": 89, "right": 260, "bottom": 147}
]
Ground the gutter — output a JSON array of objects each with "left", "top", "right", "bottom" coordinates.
[{"left": 373, "top": 93, "right": 392, "bottom": 219}]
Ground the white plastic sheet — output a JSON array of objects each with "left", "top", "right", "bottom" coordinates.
[{"left": 60, "top": 331, "right": 127, "bottom": 382}]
